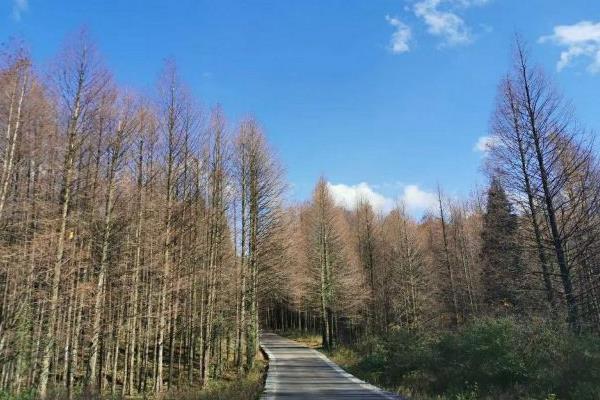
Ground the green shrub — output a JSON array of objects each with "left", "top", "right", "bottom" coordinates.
[
  {"left": 0, "top": 391, "right": 36, "bottom": 400},
  {"left": 355, "top": 336, "right": 388, "bottom": 385},
  {"left": 329, "top": 318, "right": 600, "bottom": 399},
  {"left": 162, "top": 360, "right": 266, "bottom": 400},
  {"left": 431, "top": 318, "right": 527, "bottom": 395},
  {"left": 382, "top": 328, "right": 433, "bottom": 391}
]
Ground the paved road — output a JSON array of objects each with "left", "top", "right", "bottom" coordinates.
[{"left": 260, "top": 332, "right": 402, "bottom": 399}]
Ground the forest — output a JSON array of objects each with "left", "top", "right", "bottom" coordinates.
[{"left": 0, "top": 29, "right": 600, "bottom": 400}]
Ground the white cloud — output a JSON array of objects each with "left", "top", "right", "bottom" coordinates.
[
  {"left": 328, "top": 182, "right": 394, "bottom": 214},
  {"left": 413, "top": 0, "right": 472, "bottom": 46},
  {"left": 386, "top": 15, "right": 412, "bottom": 54},
  {"left": 327, "top": 182, "right": 436, "bottom": 216},
  {"left": 473, "top": 135, "right": 498, "bottom": 153},
  {"left": 540, "top": 21, "right": 600, "bottom": 73},
  {"left": 410, "top": 0, "right": 493, "bottom": 47},
  {"left": 401, "top": 184, "right": 438, "bottom": 214},
  {"left": 11, "top": 0, "right": 28, "bottom": 21}
]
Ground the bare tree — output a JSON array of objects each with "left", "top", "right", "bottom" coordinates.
[
  {"left": 40, "top": 31, "right": 110, "bottom": 399},
  {"left": 233, "top": 118, "right": 285, "bottom": 369}
]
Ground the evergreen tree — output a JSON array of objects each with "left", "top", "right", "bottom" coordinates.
[{"left": 480, "top": 177, "right": 522, "bottom": 313}]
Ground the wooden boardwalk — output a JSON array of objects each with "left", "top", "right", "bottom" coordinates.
[{"left": 260, "top": 333, "right": 402, "bottom": 399}]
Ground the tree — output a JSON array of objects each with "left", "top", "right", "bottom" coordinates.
[
  {"left": 480, "top": 177, "right": 522, "bottom": 312},
  {"left": 40, "top": 31, "right": 110, "bottom": 399},
  {"left": 233, "top": 118, "right": 285, "bottom": 370},
  {"left": 302, "top": 179, "right": 364, "bottom": 349},
  {"left": 86, "top": 91, "right": 137, "bottom": 391},
  {"left": 514, "top": 40, "right": 579, "bottom": 330},
  {"left": 488, "top": 38, "right": 598, "bottom": 331},
  {"left": 353, "top": 200, "right": 382, "bottom": 331},
  {"left": 381, "top": 205, "right": 429, "bottom": 328},
  {"left": 437, "top": 187, "right": 460, "bottom": 326},
  {"left": 489, "top": 74, "right": 557, "bottom": 314},
  {"left": 0, "top": 44, "right": 30, "bottom": 221}
]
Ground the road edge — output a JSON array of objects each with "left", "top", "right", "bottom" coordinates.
[
  {"left": 312, "top": 346, "right": 402, "bottom": 400},
  {"left": 259, "top": 338, "right": 277, "bottom": 400}
]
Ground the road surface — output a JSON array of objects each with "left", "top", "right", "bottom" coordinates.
[{"left": 260, "top": 332, "right": 402, "bottom": 399}]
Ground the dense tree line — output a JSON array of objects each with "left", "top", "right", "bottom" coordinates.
[
  {"left": 264, "top": 40, "right": 600, "bottom": 349},
  {"left": 0, "top": 32, "right": 285, "bottom": 398}
]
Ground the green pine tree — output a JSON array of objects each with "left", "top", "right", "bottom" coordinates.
[{"left": 480, "top": 177, "right": 522, "bottom": 313}]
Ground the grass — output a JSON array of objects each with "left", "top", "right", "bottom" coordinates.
[
  {"left": 278, "top": 330, "right": 322, "bottom": 349},
  {"left": 282, "top": 318, "right": 600, "bottom": 400},
  {"left": 160, "top": 359, "right": 266, "bottom": 400},
  {"left": 1, "top": 356, "right": 267, "bottom": 400}
]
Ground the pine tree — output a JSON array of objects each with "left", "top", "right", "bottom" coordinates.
[{"left": 480, "top": 177, "right": 521, "bottom": 313}]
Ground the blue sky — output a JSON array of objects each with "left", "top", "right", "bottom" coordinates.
[{"left": 2, "top": 0, "right": 600, "bottom": 215}]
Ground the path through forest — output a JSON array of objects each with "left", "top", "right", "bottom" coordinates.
[{"left": 259, "top": 333, "right": 402, "bottom": 399}]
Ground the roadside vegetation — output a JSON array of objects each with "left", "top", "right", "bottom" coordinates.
[
  {"left": 0, "top": 359, "right": 265, "bottom": 400},
  {"left": 160, "top": 359, "right": 266, "bottom": 400},
  {"left": 284, "top": 319, "right": 600, "bottom": 399}
]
